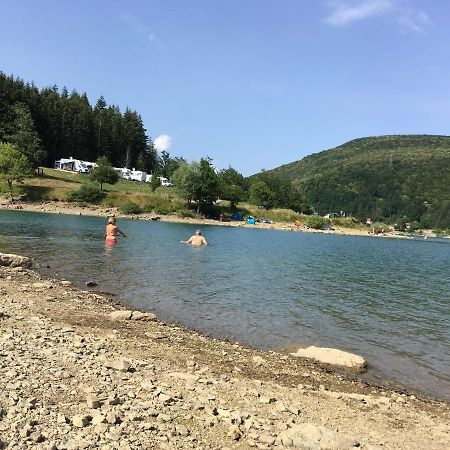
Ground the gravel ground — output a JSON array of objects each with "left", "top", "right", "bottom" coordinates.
[{"left": 0, "top": 261, "right": 449, "bottom": 449}]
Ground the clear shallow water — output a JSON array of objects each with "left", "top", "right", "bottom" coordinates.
[{"left": 1, "top": 210, "right": 449, "bottom": 400}]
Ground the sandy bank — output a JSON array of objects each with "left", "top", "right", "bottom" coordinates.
[
  {"left": 0, "top": 200, "right": 411, "bottom": 239},
  {"left": 0, "top": 260, "right": 449, "bottom": 449}
]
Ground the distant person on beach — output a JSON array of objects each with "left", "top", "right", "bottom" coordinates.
[
  {"left": 181, "top": 229, "right": 208, "bottom": 246},
  {"left": 105, "top": 216, "right": 127, "bottom": 244}
]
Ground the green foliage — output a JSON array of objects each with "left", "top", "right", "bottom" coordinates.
[
  {"left": 249, "top": 180, "right": 274, "bottom": 206},
  {"left": 302, "top": 215, "right": 330, "bottom": 230},
  {"left": 218, "top": 167, "right": 248, "bottom": 208},
  {"left": 119, "top": 201, "right": 142, "bottom": 214},
  {"left": 371, "top": 222, "right": 388, "bottom": 234},
  {"left": 0, "top": 142, "right": 34, "bottom": 199},
  {"left": 154, "top": 206, "right": 171, "bottom": 215},
  {"left": 149, "top": 173, "right": 161, "bottom": 192},
  {"left": 67, "top": 183, "right": 105, "bottom": 203},
  {"left": 0, "top": 103, "right": 46, "bottom": 168},
  {"left": 172, "top": 158, "right": 219, "bottom": 212},
  {"left": 331, "top": 217, "right": 363, "bottom": 228},
  {"left": 0, "top": 71, "right": 151, "bottom": 170},
  {"left": 90, "top": 156, "right": 119, "bottom": 190},
  {"left": 176, "top": 209, "right": 195, "bottom": 218},
  {"left": 159, "top": 150, "right": 186, "bottom": 179},
  {"left": 253, "top": 135, "right": 450, "bottom": 229}
]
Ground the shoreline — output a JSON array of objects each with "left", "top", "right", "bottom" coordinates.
[
  {"left": 0, "top": 199, "right": 431, "bottom": 239},
  {"left": 0, "top": 257, "right": 449, "bottom": 448}
]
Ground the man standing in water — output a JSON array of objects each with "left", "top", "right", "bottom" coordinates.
[{"left": 182, "top": 229, "right": 208, "bottom": 246}]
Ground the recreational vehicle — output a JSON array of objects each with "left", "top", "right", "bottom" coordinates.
[
  {"left": 54, "top": 157, "right": 92, "bottom": 173},
  {"left": 129, "top": 170, "right": 147, "bottom": 182}
]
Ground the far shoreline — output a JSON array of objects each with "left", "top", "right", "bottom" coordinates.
[{"left": 0, "top": 199, "right": 436, "bottom": 240}]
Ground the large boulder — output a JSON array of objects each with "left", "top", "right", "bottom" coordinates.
[
  {"left": 277, "top": 423, "right": 359, "bottom": 449},
  {"left": 0, "top": 253, "right": 32, "bottom": 268},
  {"left": 290, "top": 346, "right": 367, "bottom": 372}
]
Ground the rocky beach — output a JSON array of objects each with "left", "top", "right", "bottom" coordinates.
[{"left": 0, "top": 254, "right": 449, "bottom": 449}]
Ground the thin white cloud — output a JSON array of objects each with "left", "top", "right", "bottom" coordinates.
[
  {"left": 154, "top": 134, "right": 172, "bottom": 152},
  {"left": 398, "top": 9, "right": 430, "bottom": 35},
  {"left": 324, "top": 0, "right": 392, "bottom": 26},
  {"left": 323, "top": 1, "right": 431, "bottom": 35},
  {"left": 120, "top": 13, "right": 162, "bottom": 48}
]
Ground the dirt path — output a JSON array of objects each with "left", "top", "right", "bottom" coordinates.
[{"left": 0, "top": 262, "right": 448, "bottom": 449}]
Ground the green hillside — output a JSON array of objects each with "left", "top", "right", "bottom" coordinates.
[{"left": 258, "top": 135, "right": 450, "bottom": 229}]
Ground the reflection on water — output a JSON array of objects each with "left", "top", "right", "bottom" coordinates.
[{"left": 0, "top": 210, "right": 449, "bottom": 400}]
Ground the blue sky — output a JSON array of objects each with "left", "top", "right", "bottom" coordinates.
[{"left": 1, "top": 0, "right": 449, "bottom": 175}]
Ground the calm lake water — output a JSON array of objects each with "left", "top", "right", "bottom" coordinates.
[{"left": 1, "top": 210, "right": 449, "bottom": 400}]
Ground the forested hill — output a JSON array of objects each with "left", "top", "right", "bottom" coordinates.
[
  {"left": 256, "top": 135, "right": 450, "bottom": 228},
  {"left": 0, "top": 72, "right": 156, "bottom": 171}
]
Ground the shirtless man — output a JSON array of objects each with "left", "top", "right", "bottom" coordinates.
[{"left": 182, "top": 229, "right": 208, "bottom": 246}]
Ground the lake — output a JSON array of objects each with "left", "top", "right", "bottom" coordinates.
[{"left": 0, "top": 210, "right": 449, "bottom": 400}]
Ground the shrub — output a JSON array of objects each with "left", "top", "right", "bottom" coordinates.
[
  {"left": 67, "top": 183, "right": 105, "bottom": 203},
  {"left": 331, "top": 217, "right": 362, "bottom": 228},
  {"left": 303, "top": 214, "right": 330, "bottom": 230},
  {"left": 371, "top": 222, "right": 388, "bottom": 234},
  {"left": 154, "top": 206, "right": 171, "bottom": 215},
  {"left": 119, "top": 201, "right": 142, "bottom": 215},
  {"left": 176, "top": 209, "right": 195, "bottom": 218}
]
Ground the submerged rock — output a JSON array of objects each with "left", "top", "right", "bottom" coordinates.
[{"left": 290, "top": 346, "right": 367, "bottom": 372}]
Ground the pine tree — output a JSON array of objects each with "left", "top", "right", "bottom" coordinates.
[{"left": 5, "top": 102, "right": 46, "bottom": 168}]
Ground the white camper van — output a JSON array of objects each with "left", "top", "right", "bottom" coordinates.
[
  {"left": 114, "top": 168, "right": 131, "bottom": 180},
  {"left": 54, "top": 157, "right": 92, "bottom": 173},
  {"left": 129, "top": 170, "right": 147, "bottom": 182},
  {"left": 159, "top": 176, "right": 172, "bottom": 187}
]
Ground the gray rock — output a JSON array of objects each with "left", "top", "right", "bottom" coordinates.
[
  {"left": 131, "top": 311, "right": 156, "bottom": 321},
  {"left": 109, "top": 310, "right": 133, "bottom": 321},
  {"left": 0, "top": 253, "right": 32, "bottom": 268}
]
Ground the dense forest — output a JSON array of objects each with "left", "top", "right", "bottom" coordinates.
[
  {"left": 251, "top": 135, "right": 450, "bottom": 228},
  {"left": 0, "top": 71, "right": 158, "bottom": 172}
]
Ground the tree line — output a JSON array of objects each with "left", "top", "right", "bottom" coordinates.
[{"left": 0, "top": 71, "right": 158, "bottom": 172}]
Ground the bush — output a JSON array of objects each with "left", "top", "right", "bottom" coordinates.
[
  {"left": 303, "top": 215, "right": 330, "bottom": 230},
  {"left": 176, "top": 209, "right": 195, "bottom": 218},
  {"left": 371, "top": 222, "right": 388, "bottom": 234},
  {"left": 154, "top": 206, "right": 171, "bottom": 215},
  {"left": 331, "top": 217, "right": 362, "bottom": 228},
  {"left": 67, "top": 183, "right": 105, "bottom": 203},
  {"left": 119, "top": 201, "right": 142, "bottom": 215}
]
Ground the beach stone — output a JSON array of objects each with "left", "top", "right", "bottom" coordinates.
[
  {"left": 86, "top": 395, "right": 101, "bottom": 409},
  {"left": 32, "top": 282, "right": 53, "bottom": 289},
  {"left": 290, "top": 346, "right": 367, "bottom": 372},
  {"left": 104, "top": 358, "right": 132, "bottom": 372},
  {"left": 72, "top": 414, "right": 91, "bottom": 428},
  {"left": 277, "top": 423, "right": 358, "bottom": 449},
  {"left": 131, "top": 311, "right": 156, "bottom": 321},
  {"left": 109, "top": 310, "right": 133, "bottom": 321},
  {"left": 0, "top": 253, "right": 32, "bottom": 268}
]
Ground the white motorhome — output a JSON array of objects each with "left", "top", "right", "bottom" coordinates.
[
  {"left": 114, "top": 167, "right": 131, "bottom": 180},
  {"left": 129, "top": 170, "right": 147, "bottom": 182},
  {"left": 54, "top": 157, "right": 92, "bottom": 173},
  {"left": 145, "top": 174, "right": 172, "bottom": 186},
  {"left": 159, "top": 176, "right": 172, "bottom": 187}
]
